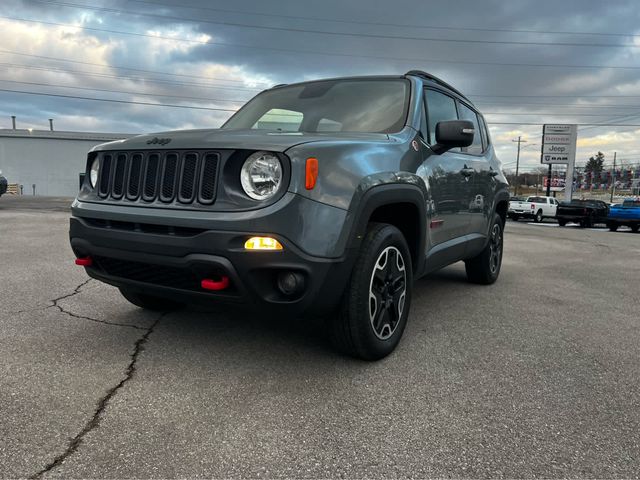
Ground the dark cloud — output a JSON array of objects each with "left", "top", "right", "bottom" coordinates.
[{"left": 2, "top": 0, "right": 640, "bottom": 167}]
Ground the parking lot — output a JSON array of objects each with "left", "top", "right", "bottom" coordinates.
[{"left": 1, "top": 197, "right": 639, "bottom": 478}]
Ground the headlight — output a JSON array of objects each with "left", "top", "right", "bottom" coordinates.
[
  {"left": 240, "top": 152, "right": 282, "bottom": 200},
  {"left": 89, "top": 157, "right": 100, "bottom": 188}
]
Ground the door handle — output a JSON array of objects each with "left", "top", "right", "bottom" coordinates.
[{"left": 460, "top": 167, "right": 474, "bottom": 177}]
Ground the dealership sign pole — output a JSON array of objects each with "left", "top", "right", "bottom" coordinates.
[{"left": 541, "top": 124, "right": 577, "bottom": 202}]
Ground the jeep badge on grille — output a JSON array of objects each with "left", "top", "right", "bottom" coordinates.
[{"left": 146, "top": 137, "right": 172, "bottom": 145}]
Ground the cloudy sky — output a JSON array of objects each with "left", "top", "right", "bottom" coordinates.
[{"left": 1, "top": 0, "right": 640, "bottom": 172}]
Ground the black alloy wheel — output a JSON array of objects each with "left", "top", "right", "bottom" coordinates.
[{"left": 368, "top": 246, "right": 407, "bottom": 341}]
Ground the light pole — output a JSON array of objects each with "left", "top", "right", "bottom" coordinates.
[
  {"left": 510, "top": 141, "right": 538, "bottom": 196},
  {"left": 512, "top": 137, "right": 527, "bottom": 195}
]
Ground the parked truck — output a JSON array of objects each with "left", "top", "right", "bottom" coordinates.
[
  {"left": 607, "top": 199, "right": 640, "bottom": 232},
  {"left": 0, "top": 171, "right": 8, "bottom": 197},
  {"left": 556, "top": 199, "right": 609, "bottom": 227},
  {"left": 508, "top": 195, "right": 558, "bottom": 223}
]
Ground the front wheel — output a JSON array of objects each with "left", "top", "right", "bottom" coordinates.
[
  {"left": 331, "top": 223, "right": 412, "bottom": 361},
  {"left": 119, "top": 288, "right": 184, "bottom": 311},
  {"left": 465, "top": 214, "right": 504, "bottom": 285}
]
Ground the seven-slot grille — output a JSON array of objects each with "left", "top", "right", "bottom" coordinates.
[{"left": 97, "top": 151, "right": 220, "bottom": 206}]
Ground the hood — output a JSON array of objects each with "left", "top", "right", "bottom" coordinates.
[{"left": 91, "top": 128, "right": 391, "bottom": 153}]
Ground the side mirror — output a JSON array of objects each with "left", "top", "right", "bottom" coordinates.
[{"left": 432, "top": 120, "right": 475, "bottom": 154}]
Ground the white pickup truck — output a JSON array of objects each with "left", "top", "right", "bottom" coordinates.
[{"left": 508, "top": 195, "right": 559, "bottom": 222}]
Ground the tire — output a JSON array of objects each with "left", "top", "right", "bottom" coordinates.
[
  {"left": 558, "top": 219, "right": 567, "bottom": 227},
  {"left": 584, "top": 213, "right": 594, "bottom": 228},
  {"left": 631, "top": 224, "right": 639, "bottom": 233},
  {"left": 119, "top": 288, "right": 184, "bottom": 311},
  {"left": 534, "top": 209, "right": 543, "bottom": 223},
  {"left": 608, "top": 222, "right": 619, "bottom": 232},
  {"left": 331, "top": 223, "right": 412, "bottom": 361},
  {"left": 465, "top": 214, "right": 504, "bottom": 285}
]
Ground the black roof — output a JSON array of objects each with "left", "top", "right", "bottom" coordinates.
[{"left": 405, "top": 70, "right": 471, "bottom": 103}]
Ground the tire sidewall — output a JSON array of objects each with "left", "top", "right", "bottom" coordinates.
[
  {"left": 487, "top": 214, "right": 504, "bottom": 282},
  {"left": 535, "top": 210, "right": 543, "bottom": 223},
  {"left": 347, "top": 225, "right": 413, "bottom": 360}
]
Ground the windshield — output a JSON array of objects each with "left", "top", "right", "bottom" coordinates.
[{"left": 223, "top": 78, "right": 410, "bottom": 134}]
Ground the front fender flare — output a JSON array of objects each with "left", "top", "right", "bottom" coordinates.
[{"left": 342, "top": 173, "right": 428, "bottom": 270}]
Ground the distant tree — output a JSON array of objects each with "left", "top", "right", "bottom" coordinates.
[{"left": 585, "top": 152, "right": 605, "bottom": 183}]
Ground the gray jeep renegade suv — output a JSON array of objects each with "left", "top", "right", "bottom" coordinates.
[{"left": 70, "top": 70, "right": 509, "bottom": 360}]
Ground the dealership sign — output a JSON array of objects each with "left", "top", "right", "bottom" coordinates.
[{"left": 541, "top": 124, "right": 577, "bottom": 165}]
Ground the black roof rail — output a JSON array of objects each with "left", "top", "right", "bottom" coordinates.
[
  {"left": 271, "top": 84, "right": 288, "bottom": 89},
  {"left": 405, "top": 70, "right": 469, "bottom": 101}
]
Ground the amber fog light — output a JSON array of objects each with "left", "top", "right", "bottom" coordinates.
[{"left": 244, "top": 236, "right": 283, "bottom": 251}]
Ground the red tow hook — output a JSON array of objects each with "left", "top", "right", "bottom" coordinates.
[
  {"left": 201, "top": 276, "right": 230, "bottom": 291},
  {"left": 75, "top": 257, "right": 93, "bottom": 267}
]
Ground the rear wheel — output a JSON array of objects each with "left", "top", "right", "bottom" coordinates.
[
  {"left": 119, "top": 288, "right": 184, "bottom": 311},
  {"left": 465, "top": 214, "right": 504, "bottom": 285},
  {"left": 534, "top": 209, "right": 543, "bottom": 223},
  {"left": 583, "top": 213, "right": 595, "bottom": 228},
  {"left": 331, "top": 223, "right": 412, "bottom": 361}
]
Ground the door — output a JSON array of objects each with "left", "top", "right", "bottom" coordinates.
[
  {"left": 419, "top": 89, "right": 472, "bottom": 258},
  {"left": 457, "top": 102, "right": 492, "bottom": 238}
]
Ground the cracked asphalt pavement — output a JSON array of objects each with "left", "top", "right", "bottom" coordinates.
[{"left": 1, "top": 197, "right": 639, "bottom": 478}]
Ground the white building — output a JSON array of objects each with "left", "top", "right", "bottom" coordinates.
[{"left": 0, "top": 128, "right": 134, "bottom": 196}]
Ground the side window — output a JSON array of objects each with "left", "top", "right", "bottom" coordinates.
[
  {"left": 457, "top": 102, "right": 483, "bottom": 155},
  {"left": 425, "top": 89, "right": 458, "bottom": 145}
]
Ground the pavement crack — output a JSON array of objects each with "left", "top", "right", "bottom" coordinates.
[
  {"left": 48, "top": 278, "right": 146, "bottom": 330},
  {"left": 8, "top": 280, "right": 93, "bottom": 316},
  {"left": 28, "top": 313, "right": 164, "bottom": 479},
  {"left": 49, "top": 303, "right": 146, "bottom": 331},
  {"left": 50, "top": 278, "right": 93, "bottom": 305}
]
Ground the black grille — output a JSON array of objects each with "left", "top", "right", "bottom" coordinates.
[
  {"left": 199, "top": 153, "right": 219, "bottom": 204},
  {"left": 96, "top": 151, "right": 220, "bottom": 207},
  {"left": 160, "top": 153, "right": 179, "bottom": 202},
  {"left": 98, "top": 154, "right": 113, "bottom": 197},
  {"left": 84, "top": 218, "right": 207, "bottom": 237},
  {"left": 178, "top": 153, "right": 198, "bottom": 203},
  {"left": 127, "top": 153, "right": 143, "bottom": 200},
  {"left": 112, "top": 154, "right": 127, "bottom": 199},
  {"left": 93, "top": 256, "right": 200, "bottom": 291},
  {"left": 142, "top": 153, "right": 161, "bottom": 201}
]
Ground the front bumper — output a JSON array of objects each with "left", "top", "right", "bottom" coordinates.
[{"left": 69, "top": 216, "right": 354, "bottom": 315}]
